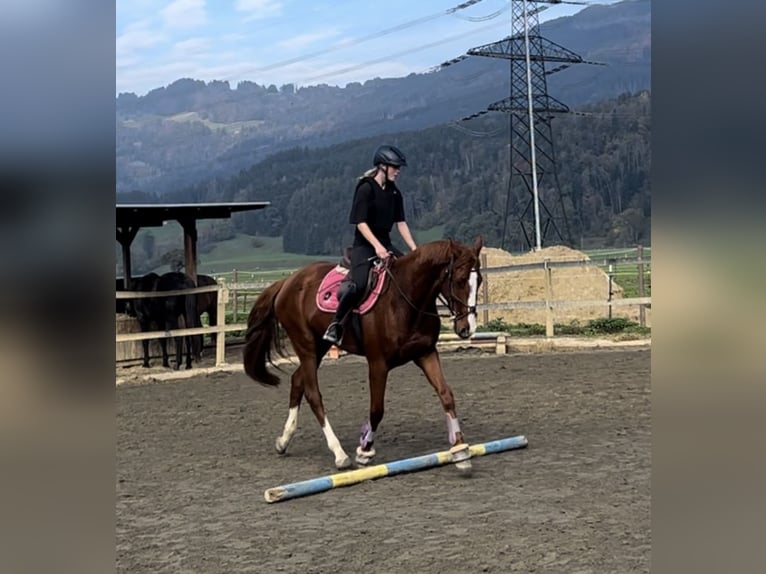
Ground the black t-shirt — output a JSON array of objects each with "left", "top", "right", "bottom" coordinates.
[{"left": 348, "top": 177, "right": 405, "bottom": 248}]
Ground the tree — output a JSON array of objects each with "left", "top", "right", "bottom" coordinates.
[{"left": 160, "top": 248, "right": 186, "bottom": 272}]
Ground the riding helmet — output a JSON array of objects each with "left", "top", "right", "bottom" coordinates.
[{"left": 373, "top": 144, "right": 407, "bottom": 167}]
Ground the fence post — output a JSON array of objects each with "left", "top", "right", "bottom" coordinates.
[
  {"left": 607, "top": 259, "right": 615, "bottom": 319},
  {"left": 215, "top": 285, "right": 228, "bottom": 367},
  {"left": 544, "top": 259, "right": 554, "bottom": 338},
  {"left": 232, "top": 269, "right": 238, "bottom": 323},
  {"left": 637, "top": 245, "right": 646, "bottom": 327},
  {"left": 481, "top": 253, "right": 489, "bottom": 326}
]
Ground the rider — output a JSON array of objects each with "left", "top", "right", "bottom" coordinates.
[{"left": 322, "top": 144, "right": 418, "bottom": 345}]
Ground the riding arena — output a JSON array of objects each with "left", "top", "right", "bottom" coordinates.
[{"left": 116, "top": 234, "right": 650, "bottom": 573}]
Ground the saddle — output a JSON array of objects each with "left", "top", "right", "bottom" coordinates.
[{"left": 316, "top": 250, "right": 388, "bottom": 315}]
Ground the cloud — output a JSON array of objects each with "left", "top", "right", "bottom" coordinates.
[
  {"left": 171, "top": 37, "right": 213, "bottom": 58},
  {"left": 222, "top": 33, "right": 249, "bottom": 44},
  {"left": 117, "top": 20, "right": 166, "bottom": 64},
  {"left": 277, "top": 29, "right": 339, "bottom": 51},
  {"left": 162, "top": 0, "right": 207, "bottom": 29},
  {"left": 235, "top": 0, "right": 283, "bottom": 21}
]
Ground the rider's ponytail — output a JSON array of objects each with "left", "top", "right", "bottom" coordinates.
[{"left": 359, "top": 167, "right": 377, "bottom": 179}]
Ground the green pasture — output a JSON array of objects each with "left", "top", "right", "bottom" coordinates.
[
  {"left": 166, "top": 111, "right": 265, "bottom": 132},
  {"left": 413, "top": 225, "right": 445, "bottom": 244},
  {"left": 198, "top": 235, "right": 327, "bottom": 276},
  {"left": 583, "top": 246, "right": 652, "bottom": 260},
  {"left": 584, "top": 248, "right": 651, "bottom": 299}
]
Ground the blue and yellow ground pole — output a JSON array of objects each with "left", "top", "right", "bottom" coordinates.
[{"left": 264, "top": 434, "right": 528, "bottom": 503}]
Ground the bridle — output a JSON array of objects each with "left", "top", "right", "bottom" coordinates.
[
  {"left": 383, "top": 254, "right": 479, "bottom": 324},
  {"left": 437, "top": 256, "right": 479, "bottom": 322}
]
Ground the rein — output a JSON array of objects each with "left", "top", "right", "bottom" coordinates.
[
  {"left": 383, "top": 255, "right": 476, "bottom": 322},
  {"left": 382, "top": 259, "right": 444, "bottom": 319}
]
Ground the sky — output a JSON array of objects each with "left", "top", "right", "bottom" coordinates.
[{"left": 116, "top": 0, "right": 622, "bottom": 96}]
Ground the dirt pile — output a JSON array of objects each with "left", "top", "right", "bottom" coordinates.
[{"left": 478, "top": 245, "right": 649, "bottom": 326}]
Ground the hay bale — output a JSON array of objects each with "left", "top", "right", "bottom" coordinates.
[{"left": 116, "top": 313, "right": 164, "bottom": 362}]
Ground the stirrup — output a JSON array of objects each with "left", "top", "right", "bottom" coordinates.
[{"left": 323, "top": 323, "right": 343, "bottom": 345}]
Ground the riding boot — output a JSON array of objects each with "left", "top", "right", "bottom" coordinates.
[{"left": 323, "top": 289, "right": 358, "bottom": 345}]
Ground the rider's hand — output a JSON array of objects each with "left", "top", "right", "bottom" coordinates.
[{"left": 375, "top": 246, "right": 390, "bottom": 260}]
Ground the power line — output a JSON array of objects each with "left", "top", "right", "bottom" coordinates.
[
  {"left": 300, "top": 19, "right": 509, "bottom": 84},
  {"left": 448, "top": 120, "right": 506, "bottom": 137},
  {"left": 239, "top": 0, "right": 493, "bottom": 76},
  {"left": 450, "top": 1, "right": 512, "bottom": 22}
]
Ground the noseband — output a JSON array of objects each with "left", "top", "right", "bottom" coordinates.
[{"left": 439, "top": 256, "right": 479, "bottom": 323}]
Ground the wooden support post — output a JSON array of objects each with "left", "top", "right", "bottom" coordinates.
[
  {"left": 637, "top": 245, "right": 646, "bottom": 328},
  {"left": 178, "top": 218, "right": 198, "bottom": 284},
  {"left": 215, "top": 285, "right": 228, "bottom": 366},
  {"left": 495, "top": 335, "right": 507, "bottom": 355},
  {"left": 116, "top": 226, "right": 139, "bottom": 290},
  {"left": 481, "top": 253, "right": 489, "bottom": 326},
  {"left": 544, "top": 259, "right": 554, "bottom": 338}
]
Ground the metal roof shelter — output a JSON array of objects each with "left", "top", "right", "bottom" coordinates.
[{"left": 116, "top": 202, "right": 270, "bottom": 288}]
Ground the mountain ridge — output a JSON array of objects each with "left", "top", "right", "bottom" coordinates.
[{"left": 117, "top": 0, "right": 650, "bottom": 196}]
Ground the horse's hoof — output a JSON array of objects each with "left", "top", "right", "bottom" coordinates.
[
  {"left": 450, "top": 444, "right": 472, "bottom": 476},
  {"left": 275, "top": 437, "right": 289, "bottom": 454},
  {"left": 354, "top": 453, "right": 374, "bottom": 466},
  {"left": 355, "top": 446, "right": 376, "bottom": 466},
  {"left": 455, "top": 459, "right": 473, "bottom": 476},
  {"left": 335, "top": 455, "right": 352, "bottom": 470}
]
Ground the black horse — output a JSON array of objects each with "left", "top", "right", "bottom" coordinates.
[{"left": 131, "top": 272, "right": 201, "bottom": 370}]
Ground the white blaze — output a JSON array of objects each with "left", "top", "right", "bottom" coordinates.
[{"left": 468, "top": 270, "right": 478, "bottom": 335}]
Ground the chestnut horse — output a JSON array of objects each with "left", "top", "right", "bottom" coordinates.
[{"left": 243, "top": 237, "right": 484, "bottom": 472}]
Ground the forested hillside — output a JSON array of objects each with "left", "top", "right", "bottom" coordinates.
[{"left": 136, "top": 91, "right": 649, "bottom": 253}]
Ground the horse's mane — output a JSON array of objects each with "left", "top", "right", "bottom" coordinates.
[{"left": 395, "top": 239, "right": 474, "bottom": 270}]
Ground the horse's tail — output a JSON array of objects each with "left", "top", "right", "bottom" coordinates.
[{"left": 243, "top": 278, "right": 288, "bottom": 386}]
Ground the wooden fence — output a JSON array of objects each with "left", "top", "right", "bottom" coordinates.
[{"left": 116, "top": 253, "right": 651, "bottom": 367}]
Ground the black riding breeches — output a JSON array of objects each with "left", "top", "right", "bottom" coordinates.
[{"left": 349, "top": 244, "right": 376, "bottom": 296}]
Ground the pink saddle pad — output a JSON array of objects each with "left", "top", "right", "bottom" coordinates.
[{"left": 316, "top": 265, "right": 387, "bottom": 314}]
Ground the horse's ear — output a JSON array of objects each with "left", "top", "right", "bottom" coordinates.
[{"left": 473, "top": 235, "right": 484, "bottom": 254}]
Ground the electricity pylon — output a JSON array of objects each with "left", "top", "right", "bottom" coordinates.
[{"left": 464, "top": 0, "right": 598, "bottom": 250}]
